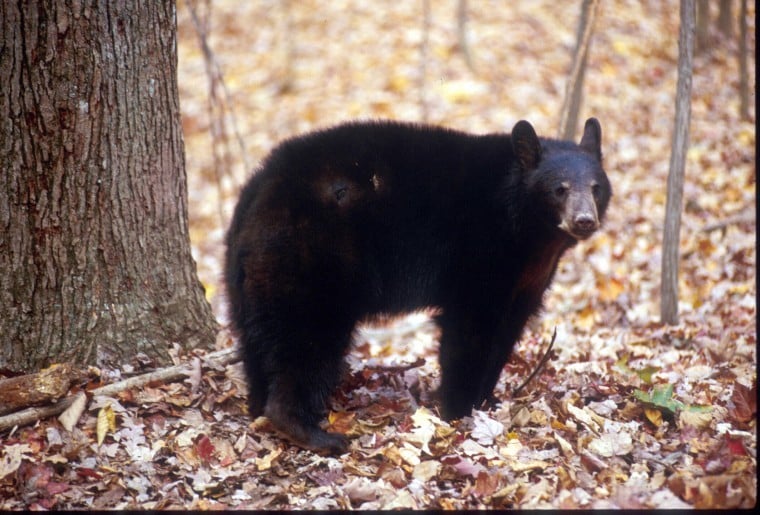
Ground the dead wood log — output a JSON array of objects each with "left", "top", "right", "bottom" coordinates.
[
  {"left": 0, "top": 363, "right": 84, "bottom": 416},
  {"left": 0, "top": 347, "right": 240, "bottom": 432}
]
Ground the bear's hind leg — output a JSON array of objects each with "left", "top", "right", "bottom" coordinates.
[
  {"left": 260, "top": 324, "right": 353, "bottom": 454},
  {"left": 239, "top": 332, "right": 269, "bottom": 418}
]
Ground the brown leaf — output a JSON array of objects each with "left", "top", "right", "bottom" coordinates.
[
  {"left": 729, "top": 382, "right": 756, "bottom": 423},
  {"left": 473, "top": 471, "right": 501, "bottom": 497}
]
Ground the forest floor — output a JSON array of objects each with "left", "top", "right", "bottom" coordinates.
[{"left": 1, "top": 0, "right": 756, "bottom": 509}]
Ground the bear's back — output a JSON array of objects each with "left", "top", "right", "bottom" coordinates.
[{"left": 226, "top": 121, "right": 521, "bottom": 318}]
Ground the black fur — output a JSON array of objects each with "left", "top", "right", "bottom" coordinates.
[{"left": 225, "top": 118, "right": 611, "bottom": 453}]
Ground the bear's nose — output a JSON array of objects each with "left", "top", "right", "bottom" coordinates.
[{"left": 573, "top": 213, "right": 598, "bottom": 234}]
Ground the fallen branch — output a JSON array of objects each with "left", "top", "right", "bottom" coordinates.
[
  {"left": 701, "top": 213, "right": 755, "bottom": 233},
  {"left": 0, "top": 347, "right": 240, "bottom": 432},
  {"left": 512, "top": 327, "right": 558, "bottom": 397},
  {"left": 93, "top": 347, "right": 239, "bottom": 397}
]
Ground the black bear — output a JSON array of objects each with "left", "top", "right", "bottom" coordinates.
[{"left": 225, "top": 118, "right": 611, "bottom": 454}]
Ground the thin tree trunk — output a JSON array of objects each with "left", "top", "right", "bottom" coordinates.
[
  {"left": 457, "top": 0, "right": 474, "bottom": 72},
  {"left": 558, "top": 0, "right": 598, "bottom": 140},
  {"left": 661, "top": 0, "right": 695, "bottom": 325},
  {"left": 696, "top": 0, "right": 709, "bottom": 53},
  {"left": 738, "top": 0, "right": 750, "bottom": 121},
  {"left": 718, "top": 0, "right": 733, "bottom": 38},
  {"left": 0, "top": 1, "right": 218, "bottom": 371}
]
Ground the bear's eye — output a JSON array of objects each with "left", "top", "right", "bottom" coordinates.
[
  {"left": 555, "top": 185, "right": 568, "bottom": 198},
  {"left": 591, "top": 183, "right": 601, "bottom": 198}
]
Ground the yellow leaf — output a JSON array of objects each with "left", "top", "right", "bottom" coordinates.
[
  {"left": 612, "top": 39, "right": 634, "bottom": 56},
  {"left": 601, "top": 62, "right": 617, "bottom": 77},
  {"left": 551, "top": 419, "right": 568, "bottom": 431},
  {"left": 729, "top": 283, "right": 751, "bottom": 295},
  {"left": 644, "top": 408, "right": 662, "bottom": 427},
  {"left": 687, "top": 146, "right": 705, "bottom": 162},
  {"left": 96, "top": 404, "right": 116, "bottom": 446},
  {"left": 326, "top": 410, "right": 355, "bottom": 435},
  {"left": 438, "top": 79, "right": 487, "bottom": 104},
  {"left": 576, "top": 305, "right": 596, "bottom": 330},
  {"left": 203, "top": 281, "right": 216, "bottom": 301},
  {"left": 255, "top": 448, "right": 282, "bottom": 471},
  {"left": 598, "top": 276, "right": 625, "bottom": 301},
  {"left": 737, "top": 127, "right": 754, "bottom": 146},
  {"left": 387, "top": 75, "right": 409, "bottom": 93}
]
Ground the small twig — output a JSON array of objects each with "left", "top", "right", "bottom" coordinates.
[
  {"left": 512, "top": 327, "right": 557, "bottom": 397},
  {"left": 0, "top": 397, "right": 78, "bottom": 432},
  {"left": 0, "top": 347, "right": 240, "bottom": 432},
  {"left": 366, "top": 357, "right": 426, "bottom": 374},
  {"left": 701, "top": 213, "right": 755, "bottom": 233},
  {"left": 419, "top": 0, "right": 431, "bottom": 123}
]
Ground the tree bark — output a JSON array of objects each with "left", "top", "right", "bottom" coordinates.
[
  {"left": 661, "top": 0, "right": 695, "bottom": 325},
  {"left": 0, "top": 1, "right": 218, "bottom": 371}
]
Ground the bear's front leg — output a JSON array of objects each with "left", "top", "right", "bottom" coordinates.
[{"left": 435, "top": 312, "right": 498, "bottom": 420}]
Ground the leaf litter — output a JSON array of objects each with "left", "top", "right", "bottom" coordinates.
[{"left": 1, "top": 0, "right": 756, "bottom": 509}]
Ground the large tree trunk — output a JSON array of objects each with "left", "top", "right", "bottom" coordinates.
[{"left": 0, "top": 1, "right": 218, "bottom": 372}]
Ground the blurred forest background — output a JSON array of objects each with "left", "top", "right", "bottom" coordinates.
[{"left": 176, "top": 0, "right": 755, "bottom": 330}]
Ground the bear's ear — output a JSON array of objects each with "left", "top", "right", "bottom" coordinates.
[
  {"left": 579, "top": 117, "right": 602, "bottom": 160},
  {"left": 511, "top": 120, "right": 541, "bottom": 171}
]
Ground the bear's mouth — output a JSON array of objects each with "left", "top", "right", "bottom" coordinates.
[
  {"left": 558, "top": 218, "right": 599, "bottom": 240},
  {"left": 568, "top": 226, "right": 597, "bottom": 240}
]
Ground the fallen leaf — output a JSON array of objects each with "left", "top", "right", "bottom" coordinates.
[
  {"left": 644, "top": 407, "right": 663, "bottom": 427},
  {"left": 58, "top": 392, "right": 88, "bottom": 431},
  {"left": 96, "top": 403, "right": 116, "bottom": 446},
  {"left": 729, "top": 382, "right": 756, "bottom": 423},
  {"left": 255, "top": 448, "right": 282, "bottom": 471},
  {"left": 0, "top": 444, "right": 32, "bottom": 480},
  {"left": 587, "top": 431, "right": 633, "bottom": 457},
  {"left": 412, "top": 460, "right": 440, "bottom": 482},
  {"left": 470, "top": 411, "right": 505, "bottom": 446},
  {"left": 194, "top": 434, "right": 215, "bottom": 464},
  {"left": 679, "top": 409, "right": 712, "bottom": 429}
]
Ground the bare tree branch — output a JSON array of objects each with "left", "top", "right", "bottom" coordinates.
[{"left": 558, "top": 0, "right": 598, "bottom": 140}]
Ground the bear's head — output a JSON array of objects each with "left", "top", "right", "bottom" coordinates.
[{"left": 511, "top": 118, "right": 611, "bottom": 241}]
